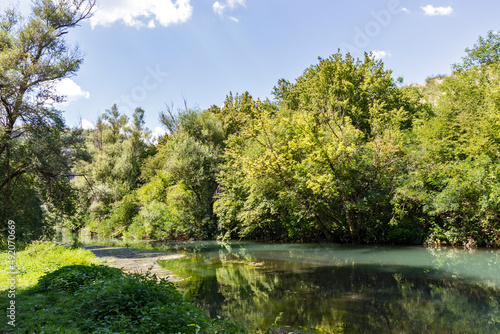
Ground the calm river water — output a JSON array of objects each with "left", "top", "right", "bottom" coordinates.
[
  {"left": 157, "top": 242, "right": 500, "bottom": 333},
  {"left": 70, "top": 233, "right": 500, "bottom": 333}
]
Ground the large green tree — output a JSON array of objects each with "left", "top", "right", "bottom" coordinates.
[
  {"left": 114, "top": 107, "right": 226, "bottom": 240},
  {"left": 215, "top": 53, "right": 427, "bottom": 242},
  {"left": 454, "top": 30, "right": 500, "bottom": 70},
  {"left": 0, "top": 0, "right": 95, "bottom": 237},
  {"left": 158, "top": 108, "right": 225, "bottom": 238}
]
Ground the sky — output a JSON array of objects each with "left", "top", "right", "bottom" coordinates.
[{"left": 1, "top": 0, "right": 500, "bottom": 136}]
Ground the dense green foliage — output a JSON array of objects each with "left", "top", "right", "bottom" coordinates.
[
  {"left": 75, "top": 32, "right": 495, "bottom": 247},
  {"left": 0, "top": 0, "right": 498, "bottom": 248},
  {"left": 215, "top": 54, "right": 427, "bottom": 243},
  {"left": 69, "top": 106, "right": 226, "bottom": 240},
  {"left": 35, "top": 264, "right": 124, "bottom": 293},
  {"left": 74, "top": 272, "right": 215, "bottom": 333},
  {"left": 393, "top": 56, "right": 500, "bottom": 247},
  {"left": 69, "top": 105, "right": 153, "bottom": 235},
  {"left": 0, "top": 0, "right": 96, "bottom": 239}
]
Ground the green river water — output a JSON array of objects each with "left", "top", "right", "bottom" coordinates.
[
  {"left": 158, "top": 242, "right": 500, "bottom": 333},
  {"left": 68, "top": 233, "right": 500, "bottom": 333}
]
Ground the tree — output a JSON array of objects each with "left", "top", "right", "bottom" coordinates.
[
  {"left": 159, "top": 108, "right": 225, "bottom": 238},
  {"left": 70, "top": 105, "right": 153, "bottom": 235},
  {"left": 0, "top": 0, "right": 95, "bottom": 235},
  {"left": 214, "top": 95, "right": 293, "bottom": 240},
  {"left": 394, "top": 32, "right": 500, "bottom": 247},
  {"left": 454, "top": 30, "right": 500, "bottom": 70},
  {"left": 107, "top": 107, "right": 227, "bottom": 240},
  {"left": 215, "top": 53, "right": 425, "bottom": 242}
]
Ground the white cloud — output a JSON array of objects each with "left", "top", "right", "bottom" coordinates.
[
  {"left": 227, "top": 0, "right": 246, "bottom": 9},
  {"left": 212, "top": 0, "right": 245, "bottom": 21},
  {"left": 212, "top": 1, "right": 225, "bottom": 16},
  {"left": 421, "top": 5, "right": 453, "bottom": 16},
  {"left": 154, "top": 126, "right": 166, "bottom": 137},
  {"left": 149, "top": 126, "right": 167, "bottom": 144},
  {"left": 402, "top": 7, "right": 410, "bottom": 13},
  {"left": 372, "top": 50, "right": 391, "bottom": 60},
  {"left": 90, "top": 0, "right": 193, "bottom": 28},
  {"left": 81, "top": 119, "right": 95, "bottom": 130},
  {"left": 54, "top": 78, "right": 90, "bottom": 105}
]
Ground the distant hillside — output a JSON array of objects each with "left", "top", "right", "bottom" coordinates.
[{"left": 414, "top": 74, "right": 447, "bottom": 105}]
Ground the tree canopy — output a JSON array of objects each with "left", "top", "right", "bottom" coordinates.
[
  {"left": 0, "top": 0, "right": 95, "bottom": 238},
  {"left": 2, "top": 19, "right": 499, "bottom": 247}
]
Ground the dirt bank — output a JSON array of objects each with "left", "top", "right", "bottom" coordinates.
[{"left": 83, "top": 245, "right": 184, "bottom": 278}]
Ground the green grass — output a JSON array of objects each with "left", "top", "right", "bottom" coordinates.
[
  {"left": 0, "top": 241, "right": 244, "bottom": 333},
  {"left": 2, "top": 290, "right": 82, "bottom": 333},
  {"left": 0, "top": 241, "right": 101, "bottom": 290},
  {"left": 0, "top": 242, "right": 101, "bottom": 333}
]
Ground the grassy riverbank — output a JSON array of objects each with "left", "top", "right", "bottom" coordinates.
[{"left": 0, "top": 242, "right": 243, "bottom": 333}]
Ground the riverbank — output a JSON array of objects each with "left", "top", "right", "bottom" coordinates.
[
  {"left": 82, "top": 244, "right": 185, "bottom": 278},
  {"left": 0, "top": 242, "right": 243, "bottom": 333}
]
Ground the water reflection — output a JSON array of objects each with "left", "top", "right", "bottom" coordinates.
[
  {"left": 159, "top": 243, "right": 500, "bottom": 333},
  {"left": 66, "top": 232, "right": 500, "bottom": 332}
]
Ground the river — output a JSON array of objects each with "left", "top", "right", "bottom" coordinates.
[
  {"left": 159, "top": 241, "right": 500, "bottom": 333},
  {"left": 65, "top": 233, "right": 500, "bottom": 333}
]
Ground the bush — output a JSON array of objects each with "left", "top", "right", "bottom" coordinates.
[
  {"left": 36, "top": 264, "right": 124, "bottom": 293},
  {"left": 75, "top": 272, "right": 211, "bottom": 333}
]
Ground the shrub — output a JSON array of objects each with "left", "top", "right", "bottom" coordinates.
[
  {"left": 96, "top": 194, "right": 140, "bottom": 237},
  {"left": 0, "top": 241, "right": 244, "bottom": 333},
  {"left": 75, "top": 272, "right": 211, "bottom": 333},
  {"left": 36, "top": 264, "right": 124, "bottom": 293}
]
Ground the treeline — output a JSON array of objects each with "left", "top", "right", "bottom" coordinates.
[
  {"left": 1, "top": 0, "right": 499, "bottom": 247},
  {"left": 68, "top": 32, "right": 500, "bottom": 247}
]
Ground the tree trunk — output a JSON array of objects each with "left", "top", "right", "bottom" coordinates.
[{"left": 1, "top": 144, "right": 11, "bottom": 232}]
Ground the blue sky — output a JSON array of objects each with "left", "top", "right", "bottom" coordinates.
[{"left": 2, "top": 0, "right": 500, "bottom": 136}]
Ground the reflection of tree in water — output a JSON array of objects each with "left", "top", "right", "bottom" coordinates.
[
  {"left": 426, "top": 247, "right": 500, "bottom": 287},
  {"left": 165, "top": 251, "right": 500, "bottom": 333},
  {"left": 386, "top": 279, "right": 500, "bottom": 334}
]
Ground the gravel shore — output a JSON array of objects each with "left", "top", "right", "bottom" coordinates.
[{"left": 83, "top": 245, "right": 185, "bottom": 278}]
